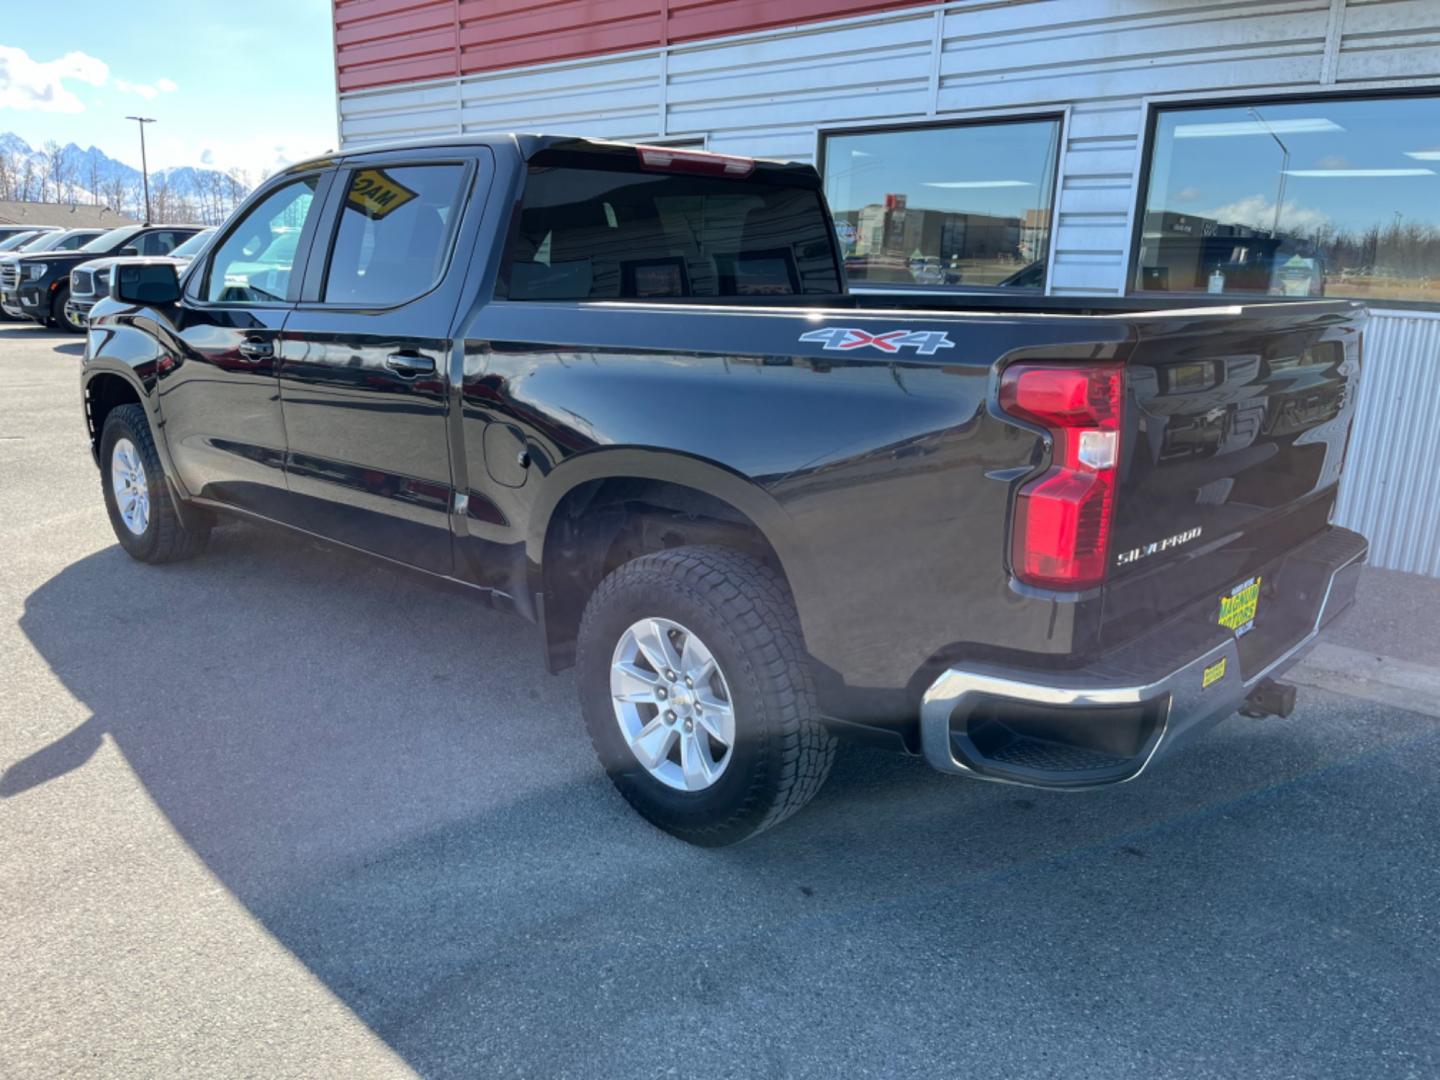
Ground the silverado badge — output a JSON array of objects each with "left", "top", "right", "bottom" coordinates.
[{"left": 1114, "top": 526, "right": 1203, "bottom": 567}]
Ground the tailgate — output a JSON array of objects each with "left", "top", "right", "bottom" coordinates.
[{"left": 1101, "top": 301, "right": 1365, "bottom": 650}]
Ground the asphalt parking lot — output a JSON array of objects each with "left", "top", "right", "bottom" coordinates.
[{"left": 2, "top": 323, "right": 1439, "bottom": 1079}]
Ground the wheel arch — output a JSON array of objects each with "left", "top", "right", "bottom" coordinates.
[
  {"left": 530, "top": 450, "right": 812, "bottom": 672},
  {"left": 82, "top": 363, "right": 202, "bottom": 527}
]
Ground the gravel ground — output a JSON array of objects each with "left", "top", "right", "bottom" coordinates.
[{"left": 2, "top": 323, "right": 1438, "bottom": 1079}]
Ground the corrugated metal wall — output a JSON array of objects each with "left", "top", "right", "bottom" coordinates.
[
  {"left": 336, "top": 0, "right": 1440, "bottom": 575},
  {"left": 1336, "top": 312, "right": 1440, "bottom": 577}
]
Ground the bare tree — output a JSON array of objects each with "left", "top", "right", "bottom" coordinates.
[
  {"left": 20, "top": 157, "right": 36, "bottom": 202},
  {"left": 87, "top": 155, "right": 102, "bottom": 206},
  {"left": 105, "top": 174, "right": 128, "bottom": 217},
  {"left": 150, "top": 170, "right": 171, "bottom": 223},
  {"left": 54, "top": 145, "right": 76, "bottom": 203},
  {"left": 37, "top": 141, "right": 59, "bottom": 201},
  {"left": 0, "top": 148, "right": 14, "bottom": 200}
]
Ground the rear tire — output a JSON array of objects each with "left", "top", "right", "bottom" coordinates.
[
  {"left": 576, "top": 545, "right": 835, "bottom": 846},
  {"left": 100, "top": 404, "right": 209, "bottom": 563}
]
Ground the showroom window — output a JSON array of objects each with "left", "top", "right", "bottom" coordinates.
[
  {"left": 821, "top": 118, "right": 1061, "bottom": 290},
  {"left": 1136, "top": 94, "right": 1440, "bottom": 305}
]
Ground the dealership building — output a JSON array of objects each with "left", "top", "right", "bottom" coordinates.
[{"left": 332, "top": 0, "right": 1440, "bottom": 576}]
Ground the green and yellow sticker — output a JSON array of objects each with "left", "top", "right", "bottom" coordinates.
[
  {"left": 1218, "top": 576, "right": 1262, "bottom": 636},
  {"left": 346, "top": 168, "right": 418, "bottom": 219},
  {"left": 1202, "top": 657, "right": 1227, "bottom": 689}
]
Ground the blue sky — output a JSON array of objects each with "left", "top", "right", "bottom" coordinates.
[{"left": 1, "top": 1, "right": 336, "bottom": 180}]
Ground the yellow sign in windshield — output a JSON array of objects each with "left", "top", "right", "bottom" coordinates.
[{"left": 346, "top": 169, "right": 418, "bottom": 219}]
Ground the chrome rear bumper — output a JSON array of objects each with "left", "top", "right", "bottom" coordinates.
[{"left": 920, "top": 528, "right": 1367, "bottom": 789}]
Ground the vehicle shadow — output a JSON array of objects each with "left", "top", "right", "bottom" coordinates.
[{"left": 9, "top": 523, "right": 1439, "bottom": 1077}]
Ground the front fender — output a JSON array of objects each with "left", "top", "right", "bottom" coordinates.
[{"left": 82, "top": 310, "right": 185, "bottom": 497}]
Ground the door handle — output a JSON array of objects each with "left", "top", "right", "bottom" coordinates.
[
  {"left": 385, "top": 352, "right": 436, "bottom": 377},
  {"left": 237, "top": 337, "right": 273, "bottom": 362}
]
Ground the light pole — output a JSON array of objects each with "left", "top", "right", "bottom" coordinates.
[
  {"left": 1249, "top": 107, "right": 1289, "bottom": 238},
  {"left": 125, "top": 116, "right": 155, "bottom": 223}
]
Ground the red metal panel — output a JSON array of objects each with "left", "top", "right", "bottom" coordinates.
[
  {"left": 456, "top": 0, "right": 661, "bottom": 73},
  {"left": 459, "top": 1, "right": 664, "bottom": 74},
  {"left": 665, "top": 0, "right": 925, "bottom": 43},
  {"left": 335, "top": 0, "right": 458, "bottom": 93},
  {"left": 336, "top": 0, "right": 931, "bottom": 90}
]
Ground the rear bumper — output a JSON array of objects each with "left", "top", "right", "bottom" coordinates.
[{"left": 919, "top": 526, "right": 1367, "bottom": 789}]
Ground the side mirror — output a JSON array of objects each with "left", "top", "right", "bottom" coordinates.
[
  {"left": 119, "top": 246, "right": 139, "bottom": 256},
  {"left": 112, "top": 263, "right": 181, "bottom": 305}
]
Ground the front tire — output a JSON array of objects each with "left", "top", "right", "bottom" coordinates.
[
  {"left": 53, "top": 285, "right": 83, "bottom": 334},
  {"left": 577, "top": 546, "right": 836, "bottom": 846},
  {"left": 100, "top": 404, "right": 209, "bottom": 563}
]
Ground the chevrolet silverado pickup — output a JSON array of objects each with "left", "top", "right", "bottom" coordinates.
[{"left": 80, "top": 135, "right": 1368, "bottom": 845}]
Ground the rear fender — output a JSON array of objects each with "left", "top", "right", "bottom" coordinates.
[{"left": 526, "top": 447, "right": 815, "bottom": 627}]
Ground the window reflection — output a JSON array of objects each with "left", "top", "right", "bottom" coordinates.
[
  {"left": 1137, "top": 96, "right": 1440, "bottom": 304},
  {"left": 822, "top": 120, "right": 1061, "bottom": 290}
]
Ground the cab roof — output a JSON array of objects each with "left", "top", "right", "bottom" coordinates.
[{"left": 282, "top": 133, "right": 819, "bottom": 188}]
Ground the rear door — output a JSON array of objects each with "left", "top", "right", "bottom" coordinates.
[
  {"left": 277, "top": 149, "right": 490, "bottom": 574},
  {"left": 160, "top": 171, "right": 332, "bottom": 517}
]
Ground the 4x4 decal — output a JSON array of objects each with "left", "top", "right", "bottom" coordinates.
[{"left": 798, "top": 327, "right": 956, "bottom": 356}]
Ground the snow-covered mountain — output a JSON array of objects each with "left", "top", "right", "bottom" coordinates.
[{"left": 0, "top": 133, "right": 253, "bottom": 223}]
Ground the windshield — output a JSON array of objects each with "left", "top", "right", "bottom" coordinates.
[
  {"left": 20, "top": 230, "right": 87, "bottom": 254},
  {"left": 0, "top": 233, "right": 39, "bottom": 252},
  {"left": 169, "top": 229, "right": 216, "bottom": 259},
  {"left": 80, "top": 226, "right": 142, "bottom": 254}
]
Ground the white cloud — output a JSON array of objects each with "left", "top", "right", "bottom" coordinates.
[
  {"left": 0, "top": 45, "right": 108, "bottom": 113},
  {"left": 1202, "top": 193, "right": 1332, "bottom": 235},
  {"left": 114, "top": 76, "right": 179, "bottom": 100},
  {"left": 0, "top": 44, "right": 176, "bottom": 113}
]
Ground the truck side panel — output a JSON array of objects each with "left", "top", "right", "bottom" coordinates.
[{"left": 457, "top": 301, "right": 1134, "bottom": 703}]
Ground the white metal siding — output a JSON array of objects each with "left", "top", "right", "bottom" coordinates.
[
  {"left": 1334, "top": 311, "right": 1440, "bottom": 577},
  {"left": 338, "top": 0, "right": 1440, "bottom": 575}
]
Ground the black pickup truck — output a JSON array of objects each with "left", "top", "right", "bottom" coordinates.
[
  {"left": 14, "top": 223, "right": 202, "bottom": 332},
  {"left": 80, "top": 135, "right": 1367, "bottom": 845}
]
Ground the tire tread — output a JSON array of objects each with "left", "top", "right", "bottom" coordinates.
[
  {"left": 577, "top": 545, "right": 835, "bottom": 845},
  {"left": 101, "top": 404, "right": 208, "bottom": 563}
]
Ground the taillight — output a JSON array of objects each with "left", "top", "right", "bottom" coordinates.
[
  {"left": 999, "top": 362, "right": 1124, "bottom": 590},
  {"left": 635, "top": 145, "right": 756, "bottom": 178}
]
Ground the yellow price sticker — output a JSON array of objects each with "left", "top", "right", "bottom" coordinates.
[
  {"left": 1202, "top": 657, "right": 1227, "bottom": 689},
  {"left": 346, "top": 168, "right": 418, "bottom": 219}
]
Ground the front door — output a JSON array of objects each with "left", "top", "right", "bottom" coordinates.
[
  {"left": 277, "top": 153, "right": 488, "bottom": 575},
  {"left": 160, "top": 173, "right": 330, "bottom": 519}
]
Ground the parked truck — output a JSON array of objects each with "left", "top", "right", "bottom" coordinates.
[{"left": 80, "top": 135, "right": 1367, "bottom": 845}]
